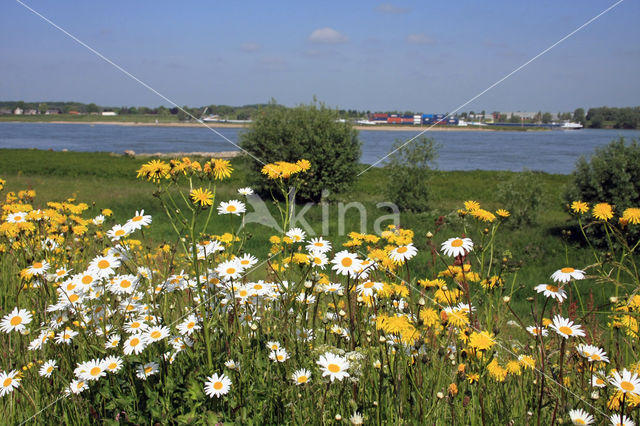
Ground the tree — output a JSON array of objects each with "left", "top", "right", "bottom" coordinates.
[
  {"left": 573, "top": 108, "right": 585, "bottom": 124},
  {"left": 542, "top": 112, "right": 552, "bottom": 123},
  {"left": 86, "top": 103, "right": 99, "bottom": 113},
  {"left": 38, "top": 103, "right": 48, "bottom": 114},
  {"left": 384, "top": 137, "right": 438, "bottom": 212},
  {"left": 240, "top": 100, "right": 361, "bottom": 202}
]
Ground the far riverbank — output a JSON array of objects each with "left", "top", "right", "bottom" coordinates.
[{"left": 0, "top": 119, "right": 549, "bottom": 132}]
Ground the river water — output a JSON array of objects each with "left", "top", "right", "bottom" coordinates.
[{"left": 1, "top": 122, "right": 638, "bottom": 174}]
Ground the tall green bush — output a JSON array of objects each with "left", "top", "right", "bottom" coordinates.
[
  {"left": 384, "top": 136, "right": 438, "bottom": 212},
  {"left": 564, "top": 137, "right": 640, "bottom": 242},
  {"left": 240, "top": 100, "right": 361, "bottom": 202},
  {"left": 496, "top": 170, "right": 543, "bottom": 227}
]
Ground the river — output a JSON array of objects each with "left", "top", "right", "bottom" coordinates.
[{"left": 1, "top": 122, "right": 638, "bottom": 174}]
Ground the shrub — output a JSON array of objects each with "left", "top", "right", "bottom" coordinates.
[
  {"left": 240, "top": 100, "right": 361, "bottom": 202},
  {"left": 564, "top": 137, "right": 640, "bottom": 243},
  {"left": 496, "top": 170, "right": 544, "bottom": 227},
  {"left": 384, "top": 136, "right": 438, "bottom": 212}
]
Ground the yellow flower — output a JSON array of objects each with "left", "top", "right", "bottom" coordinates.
[
  {"left": 102, "top": 208, "right": 113, "bottom": 217},
  {"left": 447, "top": 383, "right": 458, "bottom": 397},
  {"left": 468, "top": 331, "right": 495, "bottom": 351},
  {"left": 190, "top": 188, "right": 214, "bottom": 207},
  {"left": 506, "top": 360, "right": 522, "bottom": 376},
  {"left": 592, "top": 202, "right": 613, "bottom": 221},
  {"left": 571, "top": 201, "right": 589, "bottom": 214},
  {"left": 269, "top": 235, "right": 281, "bottom": 244},
  {"left": 623, "top": 207, "right": 640, "bottom": 225},
  {"left": 470, "top": 208, "right": 496, "bottom": 223},
  {"left": 518, "top": 355, "right": 535, "bottom": 370},
  {"left": 467, "top": 372, "right": 480, "bottom": 384},
  {"left": 487, "top": 359, "right": 507, "bottom": 382},
  {"left": 419, "top": 308, "right": 439, "bottom": 327},
  {"left": 209, "top": 158, "right": 233, "bottom": 180},
  {"left": 464, "top": 200, "right": 480, "bottom": 211},
  {"left": 496, "top": 209, "right": 510, "bottom": 218},
  {"left": 137, "top": 159, "right": 171, "bottom": 182}
]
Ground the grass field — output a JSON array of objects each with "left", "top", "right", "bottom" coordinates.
[{"left": 1, "top": 148, "right": 637, "bottom": 424}]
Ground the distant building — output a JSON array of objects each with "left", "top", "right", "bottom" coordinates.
[
  {"left": 0, "top": 108, "right": 12, "bottom": 115},
  {"left": 24, "top": 109, "right": 38, "bottom": 115},
  {"left": 45, "top": 109, "right": 60, "bottom": 115},
  {"left": 14, "top": 107, "right": 23, "bottom": 115},
  {"left": 101, "top": 111, "right": 117, "bottom": 116},
  {"left": 68, "top": 111, "right": 81, "bottom": 115}
]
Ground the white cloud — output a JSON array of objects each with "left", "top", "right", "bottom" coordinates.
[
  {"left": 240, "top": 43, "right": 262, "bottom": 52},
  {"left": 308, "top": 27, "right": 349, "bottom": 44},
  {"left": 407, "top": 33, "right": 437, "bottom": 45},
  {"left": 376, "top": 3, "right": 409, "bottom": 14}
]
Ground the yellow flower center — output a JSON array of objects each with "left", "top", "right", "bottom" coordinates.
[
  {"left": 574, "top": 420, "right": 585, "bottom": 425},
  {"left": 621, "top": 381, "right": 635, "bottom": 392},
  {"left": 57, "top": 270, "right": 66, "bottom": 276},
  {"left": 297, "top": 375, "right": 308, "bottom": 383},
  {"left": 150, "top": 331, "right": 161, "bottom": 339},
  {"left": 69, "top": 294, "right": 79, "bottom": 303},
  {"left": 108, "top": 363, "right": 117, "bottom": 370},
  {"left": 226, "top": 268, "right": 236, "bottom": 275},
  {"left": 47, "top": 366, "right": 53, "bottom": 373},
  {"left": 120, "top": 280, "right": 132, "bottom": 288},
  {"left": 82, "top": 275, "right": 93, "bottom": 285},
  {"left": 33, "top": 262, "right": 43, "bottom": 269},
  {"left": 10, "top": 316, "right": 22, "bottom": 326},
  {"left": 451, "top": 239, "right": 463, "bottom": 247},
  {"left": 314, "top": 242, "right": 323, "bottom": 246},
  {"left": 97, "top": 260, "right": 110, "bottom": 269},
  {"left": 90, "top": 367, "right": 101, "bottom": 376},
  {"left": 115, "top": 229, "right": 125, "bottom": 236},
  {"left": 3, "top": 377, "right": 12, "bottom": 387},
  {"left": 227, "top": 205, "right": 237, "bottom": 212},
  {"left": 397, "top": 246, "right": 408, "bottom": 254},
  {"left": 77, "top": 381, "right": 85, "bottom": 388},
  {"left": 144, "top": 367, "right": 152, "bottom": 374},
  {"left": 133, "top": 216, "right": 142, "bottom": 222},
  {"left": 364, "top": 282, "right": 374, "bottom": 289},
  {"left": 561, "top": 267, "right": 574, "bottom": 273},
  {"left": 341, "top": 258, "right": 353, "bottom": 267},
  {"left": 213, "top": 381, "right": 223, "bottom": 390},
  {"left": 187, "top": 322, "right": 195, "bottom": 329},
  {"left": 591, "top": 354, "right": 601, "bottom": 361},
  {"left": 328, "top": 364, "right": 341, "bottom": 373},
  {"left": 130, "top": 338, "right": 140, "bottom": 346},
  {"left": 545, "top": 285, "right": 558, "bottom": 292},
  {"left": 558, "top": 326, "right": 573, "bottom": 335}
]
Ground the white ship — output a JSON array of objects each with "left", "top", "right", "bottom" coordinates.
[{"left": 560, "top": 121, "right": 583, "bottom": 130}]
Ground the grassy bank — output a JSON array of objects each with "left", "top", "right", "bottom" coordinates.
[{"left": 0, "top": 148, "right": 589, "bottom": 303}]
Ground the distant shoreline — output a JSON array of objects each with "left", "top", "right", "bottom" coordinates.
[{"left": 0, "top": 119, "right": 551, "bottom": 132}]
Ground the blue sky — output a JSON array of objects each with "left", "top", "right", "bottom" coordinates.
[{"left": 1, "top": 1, "right": 638, "bottom": 113}]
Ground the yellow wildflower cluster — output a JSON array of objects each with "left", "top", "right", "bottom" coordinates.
[
  {"left": 462, "top": 200, "right": 509, "bottom": 223},
  {"left": 137, "top": 157, "right": 233, "bottom": 182},
  {"left": 261, "top": 159, "right": 311, "bottom": 179},
  {"left": 376, "top": 314, "right": 419, "bottom": 344}
]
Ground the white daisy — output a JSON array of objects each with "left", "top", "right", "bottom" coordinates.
[
  {"left": 551, "top": 267, "right": 585, "bottom": 283},
  {"left": 218, "top": 200, "right": 246, "bottom": 216},
  {"left": 441, "top": 237, "right": 474, "bottom": 257},
  {"left": 6, "top": 212, "right": 27, "bottom": 223},
  {"left": 317, "top": 352, "right": 350, "bottom": 382},
  {"left": 610, "top": 413, "right": 635, "bottom": 426},
  {"left": 569, "top": 408, "right": 594, "bottom": 425},
  {"left": 204, "top": 373, "right": 231, "bottom": 398},
  {"left": 309, "top": 252, "right": 329, "bottom": 269},
  {"left": 291, "top": 368, "right": 311, "bottom": 385},
  {"left": 356, "top": 280, "right": 384, "bottom": 297},
  {"left": 177, "top": 314, "right": 201, "bottom": 336},
  {"left": 610, "top": 369, "right": 640, "bottom": 396},
  {"left": 27, "top": 260, "right": 49, "bottom": 276},
  {"left": 93, "top": 214, "right": 105, "bottom": 225},
  {"left": 67, "top": 379, "right": 88, "bottom": 395},
  {"left": 549, "top": 315, "right": 585, "bottom": 339},
  {"left": 106, "top": 224, "right": 131, "bottom": 241},
  {"left": 331, "top": 250, "right": 362, "bottom": 277},
  {"left": 78, "top": 359, "right": 108, "bottom": 381},
  {"left": 104, "top": 356, "right": 123, "bottom": 373},
  {"left": 55, "top": 328, "right": 79, "bottom": 344},
  {"left": 389, "top": 243, "right": 418, "bottom": 264},
  {"left": 526, "top": 325, "right": 548, "bottom": 337},
  {"left": 0, "top": 370, "right": 20, "bottom": 396},
  {"left": 146, "top": 325, "right": 170, "bottom": 343},
  {"left": 215, "top": 259, "right": 244, "bottom": 280},
  {"left": 286, "top": 228, "right": 306, "bottom": 243},
  {"left": 534, "top": 283, "right": 567, "bottom": 302},
  {"left": 576, "top": 344, "right": 609, "bottom": 363},
  {"left": 109, "top": 274, "right": 139, "bottom": 295},
  {"left": 136, "top": 362, "right": 159, "bottom": 380},
  {"left": 269, "top": 348, "right": 289, "bottom": 363},
  {"left": 88, "top": 254, "right": 121, "bottom": 278},
  {"left": 123, "top": 334, "right": 148, "bottom": 355},
  {"left": 0, "top": 307, "right": 33, "bottom": 333},
  {"left": 39, "top": 359, "right": 57, "bottom": 378},
  {"left": 266, "top": 341, "right": 281, "bottom": 352},
  {"left": 237, "top": 253, "right": 258, "bottom": 269},
  {"left": 306, "top": 237, "right": 332, "bottom": 254},
  {"left": 124, "top": 209, "right": 152, "bottom": 232},
  {"left": 237, "top": 187, "right": 254, "bottom": 196}
]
